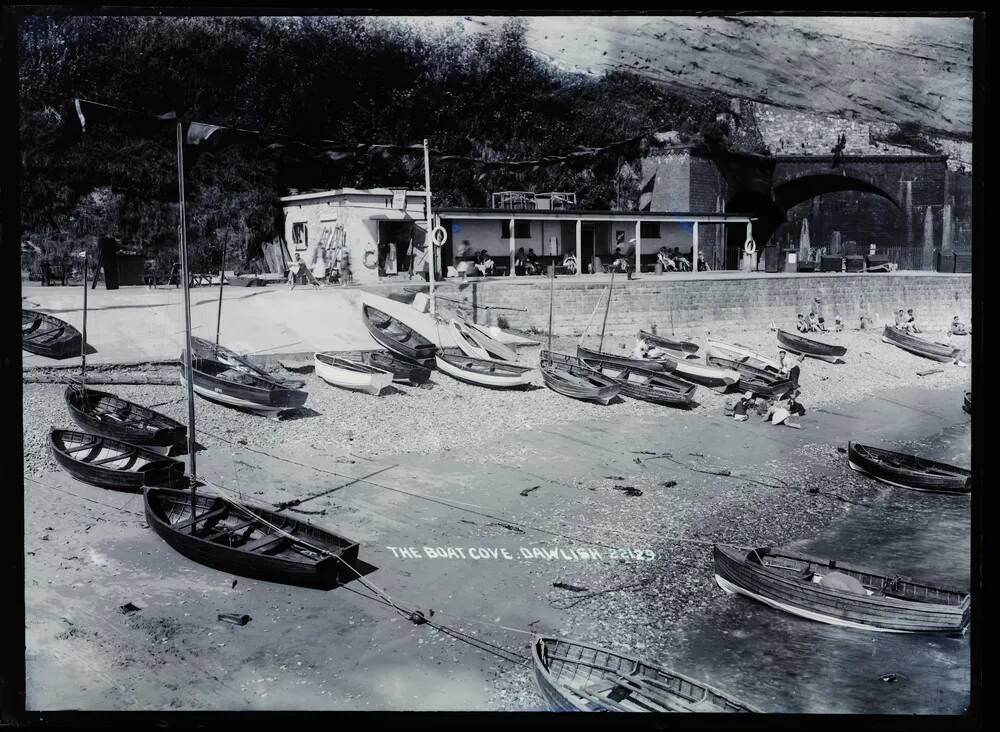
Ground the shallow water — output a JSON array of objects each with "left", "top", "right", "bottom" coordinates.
[{"left": 669, "top": 386, "right": 972, "bottom": 714}]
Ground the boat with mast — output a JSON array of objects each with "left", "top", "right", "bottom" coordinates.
[{"left": 144, "top": 120, "right": 360, "bottom": 588}]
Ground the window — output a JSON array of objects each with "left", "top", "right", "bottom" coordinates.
[
  {"left": 292, "top": 222, "right": 308, "bottom": 250},
  {"left": 640, "top": 222, "right": 661, "bottom": 238},
  {"left": 500, "top": 221, "right": 532, "bottom": 239}
]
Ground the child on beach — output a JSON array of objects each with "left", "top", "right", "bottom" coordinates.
[
  {"left": 732, "top": 391, "right": 754, "bottom": 422},
  {"left": 905, "top": 308, "right": 920, "bottom": 333},
  {"left": 950, "top": 315, "right": 970, "bottom": 335},
  {"left": 796, "top": 314, "right": 809, "bottom": 333}
]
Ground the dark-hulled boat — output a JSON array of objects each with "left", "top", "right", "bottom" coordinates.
[
  {"left": 64, "top": 385, "right": 187, "bottom": 454},
  {"left": 362, "top": 304, "right": 437, "bottom": 365},
  {"left": 333, "top": 350, "right": 431, "bottom": 385},
  {"left": 577, "top": 345, "right": 673, "bottom": 372},
  {"left": 182, "top": 354, "right": 308, "bottom": 418},
  {"left": 22, "top": 309, "right": 83, "bottom": 359},
  {"left": 539, "top": 350, "right": 621, "bottom": 405},
  {"left": 882, "top": 325, "right": 961, "bottom": 362},
  {"left": 637, "top": 330, "right": 699, "bottom": 355},
  {"left": 189, "top": 336, "right": 305, "bottom": 389},
  {"left": 847, "top": 442, "right": 971, "bottom": 494},
  {"left": 436, "top": 348, "right": 534, "bottom": 388},
  {"left": 578, "top": 356, "right": 696, "bottom": 408},
  {"left": 144, "top": 488, "right": 360, "bottom": 588},
  {"left": 713, "top": 545, "right": 970, "bottom": 633},
  {"left": 49, "top": 428, "right": 186, "bottom": 491},
  {"left": 533, "top": 636, "right": 758, "bottom": 712},
  {"left": 776, "top": 329, "right": 847, "bottom": 363},
  {"left": 963, "top": 392, "right": 971, "bottom": 414}
]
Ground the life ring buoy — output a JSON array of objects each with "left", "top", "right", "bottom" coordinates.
[
  {"left": 430, "top": 225, "right": 448, "bottom": 247},
  {"left": 744, "top": 238, "right": 757, "bottom": 255},
  {"left": 363, "top": 249, "right": 378, "bottom": 268}
]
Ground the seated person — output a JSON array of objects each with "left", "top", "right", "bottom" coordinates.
[
  {"left": 905, "top": 308, "right": 920, "bottom": 333},
  {"left": 657, "top": 247, "right": 675, "bottom": 271},
  {"left": 673, "top": 248, "right": 691, "bottom": 271},
  {"left": 833, "top": 315, "right": 844, "bottom": 332},
  {"left": 894, "top": 309, "right": 907, "bottom": 329},
  {"left": 514, "top": 247, "right": 527, "bottom": 275},
  {"left": 476, "top": 250, "right": 495, "bottom": 276},
  {"left": 949, "top": 315, "right": 969, "bottom": 335},
  {"left": 732, "top": 391, "right": 755, "bottom": 422},
  {"left": 761, "top": 393, "right": 802, "bottom": 429},
  {"left": 696, "top": 253, "right": 711, "bottom": 271},
  {"left": 561, "top": 252, "right": 577, "bottom": 274},
  {"left": 525, "top": 248, "right": 540, "bottom": 275},
  {"left": 808, "top": 310, "right": 826, "bottom": 332},
  {"left": 796, "top": 313, "right": 809, "bottom": 333}
]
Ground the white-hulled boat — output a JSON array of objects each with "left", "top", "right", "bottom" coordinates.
[
  {"left": 448, "top": 319, "right": 491, "bottom": 360},
  {"left": 314, "top": 352, "right": 394, "bottom": 395},
  {"left": 436, "top": 347, "right": 534, "bottom": 388},
  {"left": 705, "top": 340, "right": 782, "bottom": 373},
  {"left": 671, "top": 359, "right": 740, "bottom": 391},
  {"left": 460, "top": 320, "right": 518, "bottom": 361}
]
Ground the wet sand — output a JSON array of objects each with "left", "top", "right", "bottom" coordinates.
[{"left": 23, "top": 358, "right": 971, "bottom": 711}]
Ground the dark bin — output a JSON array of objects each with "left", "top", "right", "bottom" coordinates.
[
  {"left": 845, "top": 255, "right": 865, "bottom": 272},
  {"left": 820, "top": 256, "right": 843, "bottom": 272}
]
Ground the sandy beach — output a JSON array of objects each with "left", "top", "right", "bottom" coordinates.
[{"left": 22, "top": 321, "right": 972, "bottom": 712}]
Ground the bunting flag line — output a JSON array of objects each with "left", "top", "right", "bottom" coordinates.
[{"left": 71, "top": 97, "right": 651, "bottom": 169}]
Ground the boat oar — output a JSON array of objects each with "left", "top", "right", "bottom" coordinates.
[{"left": 271, "top": 464, "right": 398, "bottom": 511}]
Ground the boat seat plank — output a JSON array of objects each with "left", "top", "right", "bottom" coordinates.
[
  {"left": 64, "top": 440, "right": 100, "bottom": 454},
  {"left": 173, "top": 506, "right": 229, "bottom": 531},
  {"left": 90, "top": 449, "right": 136, "bottom": 466},
  {"left": 607, "top": 674, "right": 693, "bottom": 711},
  {"left": 574, "top": 684, "right": 631, "bottom": 712},
  {"left": 240, "top": 533, "right": 287, "bottom": 553},
  {"left": 202, "top": 519, "right": 256, "bottom": 541},
  {"left": 587, "top": 679, "right": 671, "bottom": 711}
]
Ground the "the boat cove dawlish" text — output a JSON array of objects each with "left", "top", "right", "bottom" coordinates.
[{"left": 386, "top": 546, "right": 656, "bottom": 561}]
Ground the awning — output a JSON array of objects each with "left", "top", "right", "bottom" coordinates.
[{"left": 368, "top": 213, "right": 416, "bottom": 221}]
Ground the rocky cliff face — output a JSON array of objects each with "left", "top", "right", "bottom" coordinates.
[{"left": 449, "top": 16, "right": 973, "bottom": 141}]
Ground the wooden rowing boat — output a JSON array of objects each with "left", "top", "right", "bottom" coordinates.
[
  {"left": 669, "top": 359, "right": 740, "bottom": 392},
  {"left": 64, "top": 386, "right": 187, "bottom": 454},
  {"left": 449, "top": 319, "right": 491, "bottom": 360},
  {"left": 436, "top": 348, "right": 534, "bottom": 388},
  {"left": 577, "top": 345, "right": 673, "bottom": 372},
  {"left": 881, "top": 326, "right": 961, "bottom": 362},
  {"left": 702, "top": 351, "right": 792, "bottom": 397},
  {"left": 847, "top": 442, "right": 971, "bottom": 494},
  {"left": 144, "top": 488, "right": 360, "bottom": 588},
  {"left": 362, "top": 304, "right": 437, "bottom": 365},
  {"left": 314, "top": 352, "right": 393, "bottom": 395},
  {"left": 539, "top": 350, "right": 621, "bottom": 405},
  {"left": 462, "top": 321, "right": 518, "bottom": 361},
  {"left": 49, "top": 428, "right": 186, "bottom": 491},
  {"left": 578, "top": 356, "right": 696, "bottom": 408},
  {"left": 637, "top": 330, "right": 699, "bottom": 354},
  {"left": 705, "top": 341, "right": 782, "bottom": 374},
  {"left": 331, "top": 350, "right": 431, "bottom": 385},
  {"left": 963, "top": 392, "right": 971, "bottom": 414},
  {"left": 181, "top": 354, "right": 308, "bottom": 418},
  {"left": 776, "top": 329, "right": 847, "bottom": 363},
  {"left": 533, "top": 636, "right": 758, "bottom": 712},
  {"left": 189, "top": 336, "right": 306, "bottom": 389},
  {"left": 713, "top": 545, "right": 970, "bottom": 633},
  {"left": 22, "top": 309, "right": 83, "bottom": 359}
]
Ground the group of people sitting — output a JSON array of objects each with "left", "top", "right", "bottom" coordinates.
[
  {"left": 728, "top": 388, "right": 806, "bottom": 429},
  {"left": 456, "top": 242, "right": 496, "bottom": 276},
  {"left": 795, "top": 297, "right": 843, "bottom": 333},
  {"left": 893, "top": 308, "right": 921, "bottom": 333},
  {"left": 654, "top": 246, "right": 700, "bottom": 272},
  {"left": 514, "top": 247, "right": 541, "bottom": 276}
]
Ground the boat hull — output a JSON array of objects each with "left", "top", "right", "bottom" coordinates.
[
  {"left": 449, "top": 320, "right": 491, "bottom": 360},
  {"left": 579, "top": 357, "right": 696, "bottom": 408},
  {"left": 672, "top": 360, "right": 740, "bottom": 390},
  {"left": 64, "top": 386, "right": 187, "bottom": 452},
  {"left": 190, "top": 336, "right": 306, "bottom": 389},
  {"left": 539, "top": 351, "right": 621, "bottom": 404},
  {"left": 332, "top": 350, "right": 431, "bottom": 385},
  {"left": 144, "top": 489, "right": 360, "bottom": 589},
  {"left": 712, "top": 545, "right": 970, "bottom": 633},
  {"left": 49, "top": 429, "right": 186, "bottom": 492},
  {"left": 577, "top": 345, "right": 673, "bottom": 372},
  {"left": 882, "top": 326, "right": 960, "bottom": 362},
  {"left": 776, "top": 330, "right": 847, "bottom": 363},
  {"left": 847, "top": 442, "right": 971, "bottom": 494},
  {"left": 314, "top": 353, "right": 393, "bottom": 395},
  {"left": 705, "top": 341, "right": 782, "bottom": 373},
  {"left": 637, "top": 330, "right": 699, "bottom": 354},
  {"left": 22, "top": 309, "right": 83, "bottom": 359},
  {"left": 463, "top": 321, "right": 518, "bottom": 361},
  {"left": 533, "top": 636, "right": 758, "bottom": 713},
  {"left": 362, "top": 305, "right": 437, "bottom": 365},
  {"left": 182, "top": 367, "right": 307, "bottom": 418},
  {"left": 436, "top": 350, "right": 534, "bottom": 388}
]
